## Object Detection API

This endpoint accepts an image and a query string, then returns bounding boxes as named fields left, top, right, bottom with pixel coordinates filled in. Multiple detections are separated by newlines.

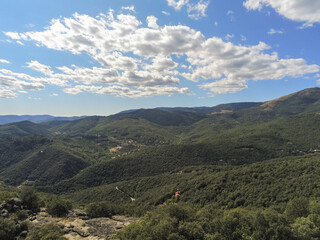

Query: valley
left=1, top=87, right=320, bottom=239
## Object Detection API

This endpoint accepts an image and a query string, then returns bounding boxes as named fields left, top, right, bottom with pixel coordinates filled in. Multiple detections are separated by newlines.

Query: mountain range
left=0, top=87, right=320, bottom=210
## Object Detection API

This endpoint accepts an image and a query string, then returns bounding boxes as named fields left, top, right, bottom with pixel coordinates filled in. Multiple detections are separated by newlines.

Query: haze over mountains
left=0, top=115, right=85, bottom=125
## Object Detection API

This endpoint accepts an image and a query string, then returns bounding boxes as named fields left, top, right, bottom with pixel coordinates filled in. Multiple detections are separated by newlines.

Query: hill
left=0, top=121, right=51, bottom=138
left=0, top=115, right=84, bottom=125
left=0, top=87, right=320, bottom=209
left=65, top=154, right=320, bottom=209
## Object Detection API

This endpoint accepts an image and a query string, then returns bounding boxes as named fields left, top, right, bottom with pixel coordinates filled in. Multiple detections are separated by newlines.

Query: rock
left=1, top=209, right=9, bottom=217
left=19, top=230, right=28, bottom=238
left=0, top=201, right=6, bottom=210
left=8, top=198, right=22, bottom=208
left=68, top=209, right=89, bottom=220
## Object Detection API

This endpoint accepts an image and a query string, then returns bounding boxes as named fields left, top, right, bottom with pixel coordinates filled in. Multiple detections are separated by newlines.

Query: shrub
left=46, top=197, right=72, bottom=217
left=86, top=202, right=123, bottom=218
left=26, top=223, right=67, bottom=240
left=19, top=187, right=39, bottom=212
left=0, top=217, right=16, bottom=240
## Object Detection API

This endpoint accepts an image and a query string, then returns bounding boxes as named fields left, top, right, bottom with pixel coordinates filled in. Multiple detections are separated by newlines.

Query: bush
left=19, top=187, right=39, bottom=212
left=86, top=202, right=123, bottom=218
left=0, top=217, right=16, bottom=240
left=26, top=223, right=67, bottom=240
left=46, top=197, right=72, bottom=217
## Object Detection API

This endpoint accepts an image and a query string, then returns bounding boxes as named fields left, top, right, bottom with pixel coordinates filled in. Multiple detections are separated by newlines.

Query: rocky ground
left=31, top=209, right=138, bottom=240
left=1, top=197, right=139, bottom=240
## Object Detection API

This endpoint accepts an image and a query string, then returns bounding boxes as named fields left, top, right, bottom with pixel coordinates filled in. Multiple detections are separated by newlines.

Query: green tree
left=285, top=197, right=310, bottom=221
left=46, top=197, right=72, bottom=217
left=0, top=217, right=16, bottom=240
left=291, top=216, right=320, bottom=240
left=20, top=187, right=39, bottom=212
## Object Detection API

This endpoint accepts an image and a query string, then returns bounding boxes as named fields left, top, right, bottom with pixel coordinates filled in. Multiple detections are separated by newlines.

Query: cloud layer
left=243, top=0, right=320, bottom=27
left=2, top=10, right=319, bottom=98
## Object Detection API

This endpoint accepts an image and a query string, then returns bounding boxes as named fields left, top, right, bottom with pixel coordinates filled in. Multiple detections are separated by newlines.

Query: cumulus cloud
left=146, top=16, right=159, bottom=29
left=0, top=69, right=46, bottom=98
left=243, top=0, right=320, bottom=27
left=187, top=0, right=209, bottom=19
left=167, top=0, right=209, bottom=19
left=27, top=60, right=53, bottom=76
left=3, top=10, right=319, bottom=97
left=0, top=59, right=10, bottom=64
left=267, top=28, right=284, bottom=35
left=0, top=89, right=17, bottom=98
left=167, top=0, right=189, bottom=10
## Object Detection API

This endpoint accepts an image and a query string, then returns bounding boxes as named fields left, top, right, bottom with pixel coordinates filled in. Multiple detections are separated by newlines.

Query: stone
left=19, top=230, right=28, bottom=238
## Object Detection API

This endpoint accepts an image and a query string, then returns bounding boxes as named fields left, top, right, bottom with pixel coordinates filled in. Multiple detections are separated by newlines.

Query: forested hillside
left=1, top=87, right=320, bottom=239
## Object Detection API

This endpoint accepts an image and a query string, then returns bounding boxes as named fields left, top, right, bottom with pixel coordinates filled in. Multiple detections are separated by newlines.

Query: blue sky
left=0, top=0, right=319, bottom=116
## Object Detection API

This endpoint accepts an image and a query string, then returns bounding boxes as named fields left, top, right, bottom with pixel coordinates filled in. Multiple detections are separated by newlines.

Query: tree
left=46, top=197, right=72, bottom=217
left=19, top=187, right=39, bottom=212
left=285, top=197, right=310, bottom=221
left=0, top=217, right=16, bottom=240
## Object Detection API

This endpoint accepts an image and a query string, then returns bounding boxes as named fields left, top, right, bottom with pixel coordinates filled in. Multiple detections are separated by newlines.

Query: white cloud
left=0, top=59, right=10, bottom=64
left=3, top=10, right=319, bottom=97
left=167, top=0, right=209, bottom=19
left=225, top=33, right=234, bottom=41
left=27, top=60, right=53, bottom=76
left=146, top=16, right=159, bottom=29
left=240, top=35, right=247, bottom=41
left=243, top=0, right=320, bottom=27
left=267, top=28, right=284, bottom=35
left=50, top=93, right=59, bottom=97
left=16, top=41, right=24, bottom=45
left=187, top=0, right=209, bottom=20
left=227, top=10, right=235, bottom=21
left=121, top=5, right=135, bottom=12
left=25, top=24, right=35, bottom=28
left=0, top=68, right=46, bottom=98
left=0, top=89, right=17, bottom=98
left=63, top=85, right=189, bottom=98
left=227, top=10, right=234, bottom=15
left=214, top=21, right=218, bottom=27
left=167, top=0, right=189, bottom=10
left=3, top=32, right=21, bottom=39
left=28, top=97, right=41, bottom=100
left=162, top=11, right=171, bottom=16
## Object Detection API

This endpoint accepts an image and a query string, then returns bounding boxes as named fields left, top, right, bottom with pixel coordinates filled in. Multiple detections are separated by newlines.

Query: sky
left=0, top=0, right=319, bottom=116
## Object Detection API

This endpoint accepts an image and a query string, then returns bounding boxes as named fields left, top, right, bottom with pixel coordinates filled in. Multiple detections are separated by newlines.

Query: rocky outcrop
left=1, top=198, right=138, bottom=239
left=0, top=197, right=23, bottom=217
left=28, top=209, right=138, bottom=240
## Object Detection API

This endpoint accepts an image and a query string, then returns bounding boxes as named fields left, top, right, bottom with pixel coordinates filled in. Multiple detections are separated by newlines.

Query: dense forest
left=1, top=87, right=320, bottom=239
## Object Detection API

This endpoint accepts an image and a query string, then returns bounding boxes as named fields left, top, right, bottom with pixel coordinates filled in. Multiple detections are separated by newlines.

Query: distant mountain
left=0, top=115, right=85, bottom=125
left=0, top=121, right=51, bottom=138
left=119, top=102, right=263, bottom=115
left=1, top=87, right=320, bottom=201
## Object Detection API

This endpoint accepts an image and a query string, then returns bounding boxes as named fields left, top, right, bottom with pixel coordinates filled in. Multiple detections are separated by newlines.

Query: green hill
left=0, top=87, right=320, bottom=209
left=66, top=154, right=320, bottom=209
left=0, top=121, right=51, bottom=138
left=1, top=145, right=90, bottom=186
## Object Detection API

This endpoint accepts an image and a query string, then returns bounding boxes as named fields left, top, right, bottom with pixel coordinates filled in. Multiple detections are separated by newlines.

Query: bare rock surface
left=28, top=209, right=138, bottom=240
